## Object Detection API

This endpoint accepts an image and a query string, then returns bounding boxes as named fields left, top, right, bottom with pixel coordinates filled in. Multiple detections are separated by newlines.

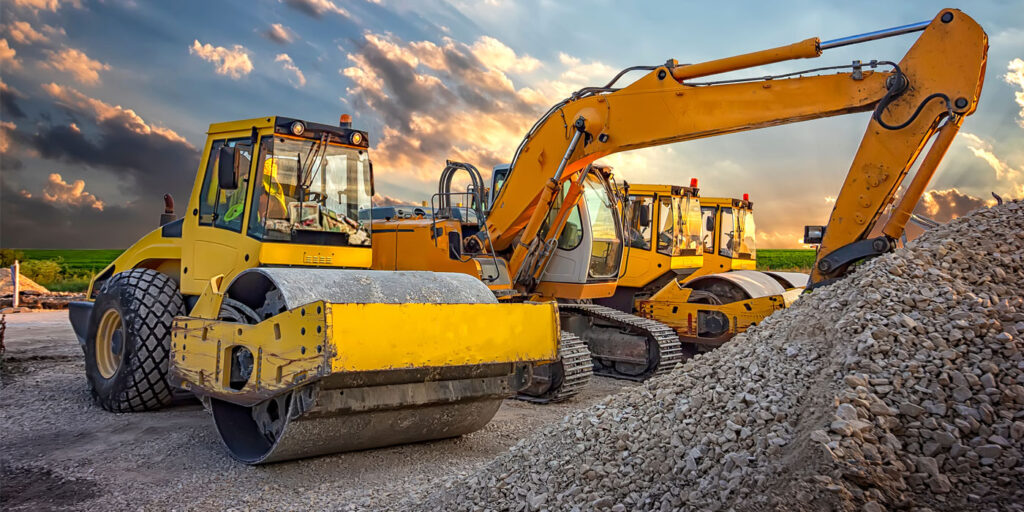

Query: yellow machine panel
left=171, top=300, right=558, bottom=400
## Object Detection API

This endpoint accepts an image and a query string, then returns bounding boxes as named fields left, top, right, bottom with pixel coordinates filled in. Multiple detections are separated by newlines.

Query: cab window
left=627, top=195, right=653, bottom=250
left=719, top=207, right=735, bottom=258
left=701, top=206, right=716, bottom=255
left=558, top=207, right=583, bottom=250
left=198, top=137, right=252, bottom=230
left=246, top=135, right=372, bottom=246
left=214, top=144, right=252, bottom=233
left=656, top=196, right=674, bottom=256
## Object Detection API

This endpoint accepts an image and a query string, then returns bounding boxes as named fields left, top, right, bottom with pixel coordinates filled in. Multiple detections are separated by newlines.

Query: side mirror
left=637, top=203, right=651, bottom=228
left=218, top=146, right=239, bottom=190
left=705, top=216, right=715, bottom=232
left=803, top=225, right=825, bottom=244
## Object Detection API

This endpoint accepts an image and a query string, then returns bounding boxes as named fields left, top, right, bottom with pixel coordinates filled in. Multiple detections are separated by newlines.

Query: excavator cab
left=535, top=168, right=625, bottom=298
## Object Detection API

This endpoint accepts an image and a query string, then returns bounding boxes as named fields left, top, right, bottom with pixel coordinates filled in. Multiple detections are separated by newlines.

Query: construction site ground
left=0, top=310, right=635, bottom=511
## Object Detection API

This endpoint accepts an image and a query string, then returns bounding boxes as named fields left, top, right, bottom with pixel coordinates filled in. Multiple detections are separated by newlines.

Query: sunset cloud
left=0, top=39, right=22, bottom=70
left=470, top=36, right=540, bottom=74
left=264, top=23, right=296, bottom=44
left=41, top=173, right=105, bottom=210
left=959, top=132, right=1022, bottom=184
left=917, top=188, right=994, bottom=223
left=43, top=82, right=191, bottom=145
left=275, top=53, right=306, bottom=87
left=43, top=47, right=111, bottom=85
left=373, top=192, right=417, bottom=206
left=189, top=40, right=253, bottom=79
left=0, top=120, right=16, bottom=153
left=6, top=21, right=48, bottom=45
left=345, top=31, right=620, bottom=183
left=1006, top=58, right=1024, bottom=128
left=281, top=0, right=348, bottom=18
left=340, top=32, right=544, bottom=183
left=27, top=84, right=199, bottom=212
left=9, top=0, right=81, bottom=13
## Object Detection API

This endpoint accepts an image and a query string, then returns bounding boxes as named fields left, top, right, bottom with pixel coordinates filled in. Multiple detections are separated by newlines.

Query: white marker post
left=11, top=261, right=19, bottom=309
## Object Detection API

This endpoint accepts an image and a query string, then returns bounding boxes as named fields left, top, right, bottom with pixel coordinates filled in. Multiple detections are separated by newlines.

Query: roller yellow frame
left=171, top=300, right=558, bottom=404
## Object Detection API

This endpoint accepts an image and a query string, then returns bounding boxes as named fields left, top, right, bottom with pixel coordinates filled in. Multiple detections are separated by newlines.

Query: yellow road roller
left=68, top=115, right=558, bottom=463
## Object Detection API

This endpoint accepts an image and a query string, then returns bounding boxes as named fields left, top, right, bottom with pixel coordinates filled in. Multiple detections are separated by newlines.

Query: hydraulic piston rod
left=820, top=20, right=930, bottom=50
left=672, top=17, right=933, bottom=83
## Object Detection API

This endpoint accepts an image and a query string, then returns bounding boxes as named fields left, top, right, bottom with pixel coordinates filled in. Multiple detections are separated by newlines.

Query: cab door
left=618, top=194, right=656, bottom=287
left=181, top=136, right=259, bottom=295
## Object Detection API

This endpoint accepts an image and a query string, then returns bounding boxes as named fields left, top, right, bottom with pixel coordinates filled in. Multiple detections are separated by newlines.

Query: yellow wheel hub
left=95, top=308, right=125, bottom=379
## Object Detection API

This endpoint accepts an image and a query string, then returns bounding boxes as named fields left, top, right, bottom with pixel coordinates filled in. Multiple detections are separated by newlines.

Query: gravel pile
left=415, top=201, right=1024, bottom=512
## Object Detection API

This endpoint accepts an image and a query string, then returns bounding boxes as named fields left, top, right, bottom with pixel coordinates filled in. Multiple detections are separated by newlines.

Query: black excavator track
left=516, top=331, right=592, bottom=403
left=559, top=303, right=685, bottom=381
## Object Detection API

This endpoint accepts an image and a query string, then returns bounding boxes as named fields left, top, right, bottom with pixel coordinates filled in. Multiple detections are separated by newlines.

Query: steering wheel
left=306, top=192, right=327, bottom=204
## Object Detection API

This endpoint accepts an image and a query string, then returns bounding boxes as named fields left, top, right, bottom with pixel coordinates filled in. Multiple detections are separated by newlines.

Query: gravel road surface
left=0, top=311, right=634, bottom=511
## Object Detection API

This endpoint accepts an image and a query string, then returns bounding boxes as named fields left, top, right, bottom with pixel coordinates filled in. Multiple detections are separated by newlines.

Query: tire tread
left=90, top=268, right=183, bottom=412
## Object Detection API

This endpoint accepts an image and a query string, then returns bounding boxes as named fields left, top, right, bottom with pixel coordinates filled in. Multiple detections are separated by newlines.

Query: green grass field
left=756, top=249, right=816, bottom=271
left=8, top=248, right=815, bottom=292
left=19, top=249, right=123, bottom=275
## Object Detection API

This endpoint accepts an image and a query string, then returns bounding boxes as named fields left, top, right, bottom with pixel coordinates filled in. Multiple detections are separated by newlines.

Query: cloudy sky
left=1, top=0, right=1022, bottom=248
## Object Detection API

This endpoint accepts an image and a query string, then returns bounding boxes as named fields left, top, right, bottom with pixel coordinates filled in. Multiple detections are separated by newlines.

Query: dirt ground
left=0, top=310, right=634, bottom=511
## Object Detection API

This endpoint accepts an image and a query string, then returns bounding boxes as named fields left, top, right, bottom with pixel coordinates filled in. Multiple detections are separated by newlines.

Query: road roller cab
left=636, top=195, right=806, bottom=348
left=69, top=115, right=559, bottom=463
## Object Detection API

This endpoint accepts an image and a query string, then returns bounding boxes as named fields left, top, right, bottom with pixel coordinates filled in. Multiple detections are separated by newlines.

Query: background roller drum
left=84, top=268, right=184, bottom=412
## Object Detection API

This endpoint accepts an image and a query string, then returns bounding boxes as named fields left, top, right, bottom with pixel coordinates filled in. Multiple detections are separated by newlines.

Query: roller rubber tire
left=85, top=268, right=184, bottom=412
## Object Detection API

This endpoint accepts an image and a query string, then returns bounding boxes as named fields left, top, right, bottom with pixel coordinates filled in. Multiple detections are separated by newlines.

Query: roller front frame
left=169, top=300, right=559, bottom=405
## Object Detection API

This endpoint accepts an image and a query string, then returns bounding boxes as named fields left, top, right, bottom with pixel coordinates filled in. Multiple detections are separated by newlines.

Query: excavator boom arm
left=486, top=9, right=987, bottom=288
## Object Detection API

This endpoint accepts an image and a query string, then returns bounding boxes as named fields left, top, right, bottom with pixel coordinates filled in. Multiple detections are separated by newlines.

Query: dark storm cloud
left=1, top=155, right=24, bottom=170
left=26, top=119, right=198, bottom=204
left=340, top=32, right=546, bottom=179
left=915, top=188, right=992, bottom=223
left=2, top=83, right=200, bottom=247
left=1, top=182, right=160, bottom=248
left=1, top=84, right=26, bottom=119
left=352, top=39, right=457, bottom=129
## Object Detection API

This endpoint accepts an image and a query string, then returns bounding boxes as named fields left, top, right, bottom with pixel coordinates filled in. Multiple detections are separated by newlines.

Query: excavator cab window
left=246, top=135, right=372, bottom=247
left=583, top=175, right=622, bottom=279
left=541, top=180, right=584, bottom=251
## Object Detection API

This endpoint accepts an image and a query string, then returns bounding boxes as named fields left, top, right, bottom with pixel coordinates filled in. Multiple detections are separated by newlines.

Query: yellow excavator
left=68, top=116, right=559, bottom=463
left=373, top=8, right=987, bottom=397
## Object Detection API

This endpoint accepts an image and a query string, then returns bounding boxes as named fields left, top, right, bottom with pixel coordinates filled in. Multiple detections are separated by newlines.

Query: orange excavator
left=372, top=9, right=988, bottom=399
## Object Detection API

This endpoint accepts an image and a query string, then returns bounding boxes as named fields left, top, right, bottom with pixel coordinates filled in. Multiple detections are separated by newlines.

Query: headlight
left=290, top=121, right=305, bottom=136
left=350, top=132, right=363, bottom=145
